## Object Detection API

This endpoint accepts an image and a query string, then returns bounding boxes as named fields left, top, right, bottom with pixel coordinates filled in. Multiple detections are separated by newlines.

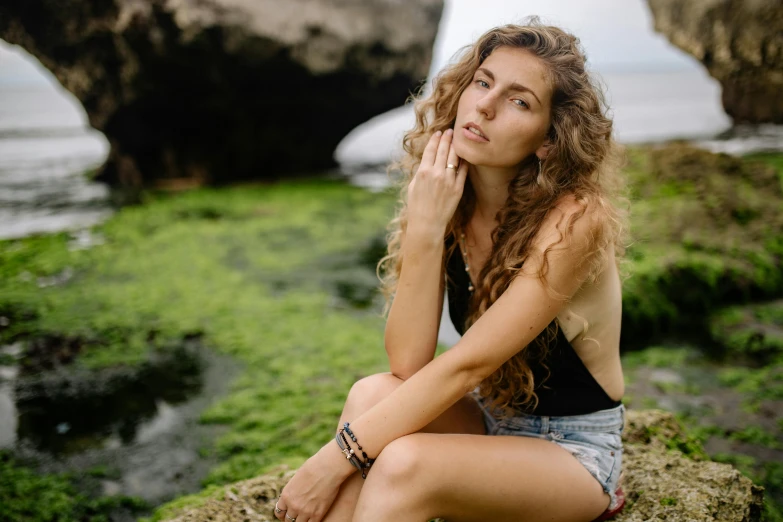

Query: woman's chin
left=452, top=143, right=479, bottom=166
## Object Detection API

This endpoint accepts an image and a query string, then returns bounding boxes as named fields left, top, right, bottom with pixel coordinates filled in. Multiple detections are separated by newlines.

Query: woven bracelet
left=334, top=431, right=364, bottom=476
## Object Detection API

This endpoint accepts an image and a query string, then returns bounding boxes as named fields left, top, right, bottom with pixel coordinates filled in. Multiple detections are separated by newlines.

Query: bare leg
left=321, top=372, right=485, bottom=522
left=353, top=432, right=612, bottom=522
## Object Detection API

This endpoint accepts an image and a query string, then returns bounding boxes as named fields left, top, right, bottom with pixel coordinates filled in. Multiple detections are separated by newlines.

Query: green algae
left=621, top=144, right=783, bottom=339
left=708, top=300, right=783, bottom=365
left=0, top=179, right=400, bottom=519
left=0, top=451, right=148, bottom=522
left=621, top=345, right=701, bottom=370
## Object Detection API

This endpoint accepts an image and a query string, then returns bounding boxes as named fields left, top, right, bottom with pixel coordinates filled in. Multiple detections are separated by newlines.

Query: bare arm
left=325, top=200, right=603, bottom=480
left=382, top=128, right=465, bottom=381
left=383, top=227, right=446, bottom=380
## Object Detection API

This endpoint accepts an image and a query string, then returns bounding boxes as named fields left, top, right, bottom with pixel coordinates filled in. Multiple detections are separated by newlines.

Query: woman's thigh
left=357, top=432, right=611, bottom=522
left=344, top=372, right=486, bottom=435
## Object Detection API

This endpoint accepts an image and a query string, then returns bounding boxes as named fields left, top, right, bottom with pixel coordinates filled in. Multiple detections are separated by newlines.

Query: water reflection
left=12, top=342, right=204, bottom=454
left=0, top=337, right=239, bottom=504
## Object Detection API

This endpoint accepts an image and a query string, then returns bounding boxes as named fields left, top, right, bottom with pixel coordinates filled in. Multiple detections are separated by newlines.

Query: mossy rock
left=622, top=143, right=783, bottom=339
left=157, top=409, right=764, bottom=522
left=708, top=299, right=783, bottom=365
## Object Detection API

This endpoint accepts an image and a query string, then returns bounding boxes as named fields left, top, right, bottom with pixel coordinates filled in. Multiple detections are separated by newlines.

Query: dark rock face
left=646, top=0, right=783, bottom=124
left=0, top=0, right=444, bottom=187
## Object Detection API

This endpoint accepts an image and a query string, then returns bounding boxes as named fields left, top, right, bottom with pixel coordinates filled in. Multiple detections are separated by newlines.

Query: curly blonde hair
left=376, top=15, right=631, bottom=419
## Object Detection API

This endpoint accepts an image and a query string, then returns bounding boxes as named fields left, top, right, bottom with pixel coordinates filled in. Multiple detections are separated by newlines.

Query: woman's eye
left=476, top=79, right=489, bottom=88
left=514, top=99, right=529, bottom=109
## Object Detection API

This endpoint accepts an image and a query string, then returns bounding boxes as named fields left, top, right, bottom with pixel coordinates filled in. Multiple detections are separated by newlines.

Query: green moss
left=84, top=465, right=121, bottom=480
left=660, top=497, right=678, bottom=506
left=648, top=379, right=701, bottom=395
left=682, top=423, right=725, bottom=444
left=663, top=432, right=710, bottom=460
left=716, top=355, right=783, bottom=404
left=621, top=345, right=700, bottom=370
left=728, top=425, right=782, bottom=450
left=0, top=179, right=399, bottom=517
left=0, top=451, right=148, bottom=522
left=641, top=415, right=711, bottom=461
left=142, top=484, right=224, bottom=522
left=621, top=145, right=783, bottom=338
left=708, top=300, right=783, bottom=364
left=640, top=396, right=660, bottom=409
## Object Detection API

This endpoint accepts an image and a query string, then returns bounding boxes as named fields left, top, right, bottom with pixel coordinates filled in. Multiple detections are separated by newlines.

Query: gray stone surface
left=646, top=0, right=783, bottom=124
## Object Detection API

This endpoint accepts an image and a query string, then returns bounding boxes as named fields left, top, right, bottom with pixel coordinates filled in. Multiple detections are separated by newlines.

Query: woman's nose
left=476, top=94, right=496, bottom=119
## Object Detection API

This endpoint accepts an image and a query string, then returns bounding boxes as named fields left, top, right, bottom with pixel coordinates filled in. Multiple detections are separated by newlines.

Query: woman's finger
left=420, top=130, right=442, bottom=167
left=434, top=128, right=453, bottom=170
left=274, top=498, right=287, bottom=520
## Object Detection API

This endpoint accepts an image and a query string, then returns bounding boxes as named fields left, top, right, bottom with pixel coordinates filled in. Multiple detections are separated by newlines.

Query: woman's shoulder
left=536, top=192, right=605, bottom=248
left=552, top=191, right=602, bottom=221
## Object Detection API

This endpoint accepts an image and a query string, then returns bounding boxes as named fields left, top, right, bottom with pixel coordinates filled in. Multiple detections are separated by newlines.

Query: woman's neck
left=467, top=164, right=517, bottom=226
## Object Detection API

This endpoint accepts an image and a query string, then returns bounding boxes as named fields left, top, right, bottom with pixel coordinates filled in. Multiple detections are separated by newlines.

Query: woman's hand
left=273, top=441, right=354, bottom=522
left=407, top=128, right=470, bottom=237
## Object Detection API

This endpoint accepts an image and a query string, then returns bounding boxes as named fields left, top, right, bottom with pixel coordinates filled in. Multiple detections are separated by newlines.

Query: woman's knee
left=370, top=434, right=426, bottom=484
left=344, top=372, right=403, bottom=413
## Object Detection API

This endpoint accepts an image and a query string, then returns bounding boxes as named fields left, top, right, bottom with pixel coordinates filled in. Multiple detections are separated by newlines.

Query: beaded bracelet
left=343, top=422, right=376, bottom=472
left=338, top=429, right=362, bottom=469
left=334, top=431, right=364, bottom=475
left=338, top=428, right=371, bottom=479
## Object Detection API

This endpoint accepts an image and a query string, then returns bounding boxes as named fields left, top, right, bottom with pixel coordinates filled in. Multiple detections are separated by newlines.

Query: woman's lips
left=462, top=127, right=489, bottom=143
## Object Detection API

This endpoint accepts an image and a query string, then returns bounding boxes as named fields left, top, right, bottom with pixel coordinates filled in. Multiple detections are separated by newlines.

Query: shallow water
left=0, top=338, right=240, bottom=505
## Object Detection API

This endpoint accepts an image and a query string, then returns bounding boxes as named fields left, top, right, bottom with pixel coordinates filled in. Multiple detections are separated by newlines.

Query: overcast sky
left=430, top=0, right=697, bottom=75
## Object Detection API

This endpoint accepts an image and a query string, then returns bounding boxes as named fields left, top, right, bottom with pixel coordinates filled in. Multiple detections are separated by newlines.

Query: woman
left=274, top=15, right=630, bottom=522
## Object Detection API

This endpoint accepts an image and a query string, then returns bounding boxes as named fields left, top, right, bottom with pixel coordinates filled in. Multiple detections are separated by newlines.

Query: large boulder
left=156, top=409, right=764, bottom=522
left=0, top=0, right=443, bottom=187
left=621, top=143, right=783, bottom=342
left=646, top=0, right=783, bottom=124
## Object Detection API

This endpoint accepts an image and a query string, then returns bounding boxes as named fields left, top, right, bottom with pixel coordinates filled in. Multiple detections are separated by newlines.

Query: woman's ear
left=536, top=139, right=553, bottom=160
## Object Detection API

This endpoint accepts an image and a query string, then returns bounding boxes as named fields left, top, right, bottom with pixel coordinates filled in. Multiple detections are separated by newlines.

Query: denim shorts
left=470, top=390, right=626, bottom=512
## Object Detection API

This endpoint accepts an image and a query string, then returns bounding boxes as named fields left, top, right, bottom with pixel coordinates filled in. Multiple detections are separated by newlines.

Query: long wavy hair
left=376, top=16, right=631, bottom=419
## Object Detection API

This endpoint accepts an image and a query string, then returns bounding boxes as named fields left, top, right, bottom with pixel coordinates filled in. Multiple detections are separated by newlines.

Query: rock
left=0, top=0, right=444, bottom=187
left=621, top=143, right=783, bottom=341
left=158, top=409, right=764, bottom=522
left=158, top=464, right=297, bottom=522
left=708, top=299, right=783, bottom=365
left=618, top=410, right=765, bottom=521
left=645, top=0, right=783, bottom=124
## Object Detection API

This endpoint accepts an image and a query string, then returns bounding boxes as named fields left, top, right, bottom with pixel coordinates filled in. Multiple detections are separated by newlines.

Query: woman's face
left=453, top=46, right=554, bottom=168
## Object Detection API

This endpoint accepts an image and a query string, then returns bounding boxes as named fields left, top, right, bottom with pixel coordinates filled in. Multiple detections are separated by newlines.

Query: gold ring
left=446, top=163, right=456, bottom=170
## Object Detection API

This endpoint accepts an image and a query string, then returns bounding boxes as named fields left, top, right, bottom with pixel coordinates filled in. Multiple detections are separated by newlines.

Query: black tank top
left=444, top=235, right=622, bottom=417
